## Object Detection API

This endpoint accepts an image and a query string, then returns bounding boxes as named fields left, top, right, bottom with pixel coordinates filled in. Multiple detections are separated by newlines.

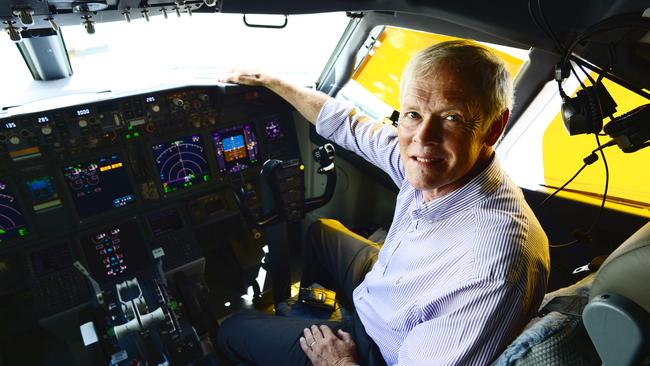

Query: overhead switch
left=13, top=8, right=34, bottom=26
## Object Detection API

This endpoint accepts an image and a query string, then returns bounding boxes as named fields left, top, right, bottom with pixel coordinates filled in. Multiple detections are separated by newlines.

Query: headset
left=556, top=13, right=650, bottom=152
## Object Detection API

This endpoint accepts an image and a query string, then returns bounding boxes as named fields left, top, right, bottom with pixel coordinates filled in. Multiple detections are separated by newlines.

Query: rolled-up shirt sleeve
left=316, top=98, right=404, bottom=187
left=397, top=280, right=524, bottom=366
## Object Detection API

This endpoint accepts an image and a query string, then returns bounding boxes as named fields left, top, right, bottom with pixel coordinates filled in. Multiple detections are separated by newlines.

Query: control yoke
left=231, top=143, right=337, bottom=309
left=233, top=143, right=337, bottom=228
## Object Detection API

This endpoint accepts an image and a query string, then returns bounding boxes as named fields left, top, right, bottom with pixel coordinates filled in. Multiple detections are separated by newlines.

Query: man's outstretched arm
left=218, top=69, right=330, bottom=125
left=220, top=69, right=404, bottom=186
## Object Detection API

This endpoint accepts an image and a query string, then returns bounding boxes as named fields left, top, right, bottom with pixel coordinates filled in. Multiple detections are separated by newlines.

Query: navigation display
left=0, top=180, right=29, bottom=242
left=151, top=135, right=211, bottom=193
left=82, top=220, right=149, bottom=283
left=212, top=124, right=259, bottom=175
left=63, top=154, right=136, bottom=219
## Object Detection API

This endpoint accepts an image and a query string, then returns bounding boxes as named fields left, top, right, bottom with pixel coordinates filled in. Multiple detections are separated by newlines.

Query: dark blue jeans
left=217, top=219, right=385, bottom=366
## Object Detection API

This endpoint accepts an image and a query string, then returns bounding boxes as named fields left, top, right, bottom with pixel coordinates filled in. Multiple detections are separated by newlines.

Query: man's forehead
left=401, top=74, right=477, bottom=106
left=400, top=59, right=487, bottom=110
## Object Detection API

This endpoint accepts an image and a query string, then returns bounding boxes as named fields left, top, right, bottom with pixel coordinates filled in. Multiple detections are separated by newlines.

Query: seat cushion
left=491, top=274, right=600, bottom=365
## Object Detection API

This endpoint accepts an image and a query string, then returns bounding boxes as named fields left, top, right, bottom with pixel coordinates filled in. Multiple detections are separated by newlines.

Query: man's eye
left=405, top=112, right=421, bottom=119
left=443, top=114, right=462, bottom=122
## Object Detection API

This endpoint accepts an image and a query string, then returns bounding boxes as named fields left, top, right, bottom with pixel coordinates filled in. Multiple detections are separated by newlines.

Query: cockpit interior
left=0, top=0, right=649, bottom=365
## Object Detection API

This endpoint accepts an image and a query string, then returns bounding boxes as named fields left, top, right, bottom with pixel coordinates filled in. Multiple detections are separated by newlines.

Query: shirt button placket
left=408, top=220, right=417, bottom=233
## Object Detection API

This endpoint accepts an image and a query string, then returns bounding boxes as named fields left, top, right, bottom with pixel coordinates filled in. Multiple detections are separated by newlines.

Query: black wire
left=589, top=134, right=610, bottom=233
left=560, top=17, right=650, bottom=75
left=549, top=239, right=579, bottom=248
left=536, top=0, right=564, bottom=51
left=537, top=162, right=589, bottom=209
left=546, top=137, right=613, bottom=249
left=596, top=45, right=615, bottom=85
left=557, top=80, right=568, bottom=99
left=527, top=0, right=564, bottom=52
left=527, top=1, right=547, bottom=37
left=537, top=141, right=613, bottom=209
left=576, top=63, right=596, bottom=85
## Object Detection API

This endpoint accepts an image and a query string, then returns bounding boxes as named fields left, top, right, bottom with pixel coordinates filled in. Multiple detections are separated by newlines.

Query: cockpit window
left=0, top=38, right=34, bottom=101
left=339, top=26, right=529, bottom=119
left=0, top=12, right=349, bottom=108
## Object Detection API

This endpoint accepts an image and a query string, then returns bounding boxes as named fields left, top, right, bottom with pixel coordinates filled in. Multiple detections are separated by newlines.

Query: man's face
left=398, top=63, right=500, bottom=200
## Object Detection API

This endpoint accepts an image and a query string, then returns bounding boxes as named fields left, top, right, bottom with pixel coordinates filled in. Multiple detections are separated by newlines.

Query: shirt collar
left=410, top=156, right=503, bottom=222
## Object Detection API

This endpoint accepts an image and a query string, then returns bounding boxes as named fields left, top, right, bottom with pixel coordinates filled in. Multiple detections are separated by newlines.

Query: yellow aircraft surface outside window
left=351, top=27, right=526, bottom=111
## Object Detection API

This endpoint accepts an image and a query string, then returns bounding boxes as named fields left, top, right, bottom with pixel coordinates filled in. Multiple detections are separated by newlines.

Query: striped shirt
left=316, top=99, right=550, bottom=366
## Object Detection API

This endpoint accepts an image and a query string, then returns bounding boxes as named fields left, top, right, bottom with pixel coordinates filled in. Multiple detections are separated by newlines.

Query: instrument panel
left=0, top=84, right=300, bottom=318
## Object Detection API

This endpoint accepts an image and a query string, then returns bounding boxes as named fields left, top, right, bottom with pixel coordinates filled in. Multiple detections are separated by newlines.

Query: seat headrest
left=590, top=221, right=650, bottom=313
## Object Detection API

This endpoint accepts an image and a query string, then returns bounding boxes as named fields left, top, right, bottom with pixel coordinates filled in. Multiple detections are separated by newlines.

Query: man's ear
left=484, top=109, right=509, bottom=146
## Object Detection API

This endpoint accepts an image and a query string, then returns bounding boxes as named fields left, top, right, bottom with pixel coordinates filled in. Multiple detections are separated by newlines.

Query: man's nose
left=413, top=117, right=442, bottom=144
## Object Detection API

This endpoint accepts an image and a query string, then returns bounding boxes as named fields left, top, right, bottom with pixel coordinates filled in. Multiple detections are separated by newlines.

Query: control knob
left=41, top=126, right=53, bottom=135
left=171, top=97, right=184, bottom=108
left=78, top=119, right=88, bottom=128
left=9, top=136, right=20, bottom=145
left=191, top=116, right=201, bottom=128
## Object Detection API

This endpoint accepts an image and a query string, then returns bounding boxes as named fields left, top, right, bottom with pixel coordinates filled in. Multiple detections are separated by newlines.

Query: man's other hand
left=217, top=68, right=271, bottom=86
left=217, top=67, right=328, bottom=125
left=300, top=325, right=358, bottom=366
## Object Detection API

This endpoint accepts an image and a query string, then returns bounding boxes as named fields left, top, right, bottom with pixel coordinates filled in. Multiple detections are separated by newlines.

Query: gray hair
left=399, top=40, right=514, bottom=128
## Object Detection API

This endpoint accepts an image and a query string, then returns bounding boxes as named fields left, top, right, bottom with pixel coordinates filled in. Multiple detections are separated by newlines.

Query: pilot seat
left=493, top=221, right=650, bottom=365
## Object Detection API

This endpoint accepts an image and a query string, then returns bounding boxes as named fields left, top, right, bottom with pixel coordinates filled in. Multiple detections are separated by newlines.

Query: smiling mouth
left=412, top=156, right=444, bottom=164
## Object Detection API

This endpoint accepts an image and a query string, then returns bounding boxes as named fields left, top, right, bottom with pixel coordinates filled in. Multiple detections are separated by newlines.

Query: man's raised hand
left=217, top=68, right=270, bottom=86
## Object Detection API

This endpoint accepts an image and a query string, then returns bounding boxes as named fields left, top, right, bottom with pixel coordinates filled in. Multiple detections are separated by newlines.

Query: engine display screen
left=146, top=207, right=184, bottom=237
left=82, top=220, right=149, bottom=283
left=0, top=180, right=29, bottom=242
left=151, top=135, right=211, bottom=194
left=63, top=154, right=136, bottom=219
left=212, top=124, right=259, bottom=175
left=30, top=243, right=73, bottom=278
left=25, top=175, right=62, bottom=212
